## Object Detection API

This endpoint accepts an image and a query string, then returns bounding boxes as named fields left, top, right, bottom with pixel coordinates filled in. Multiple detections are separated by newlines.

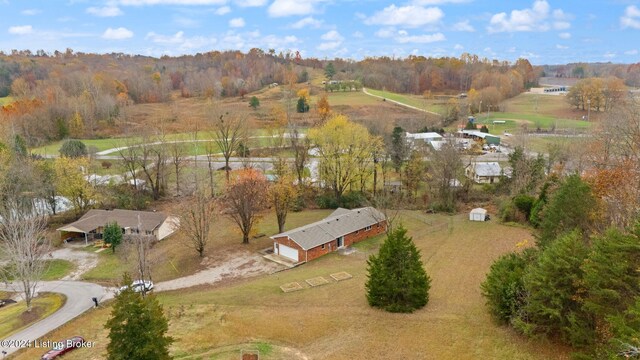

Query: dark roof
left=270, top=207, right=385, bottom=250
left=57, top=209, right=168, bottom=234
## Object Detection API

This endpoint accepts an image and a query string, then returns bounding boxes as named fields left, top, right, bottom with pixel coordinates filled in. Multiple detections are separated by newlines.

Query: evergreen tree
left=103, top=222, right=123, bottom=253
left=538, top=174, right=597, bottom=247
left=59, top=139, right=88, bottom=158
left=366, top=225, right=431, bottom=313
left=296, top=96, right=309, bottom=113
left=480, top=125, right=489, bottom=133
left=464, top=120, right=476, bottom=130
left=515, top=231, right=590, bottom=346
left=249, top=96, right=260, bottom=110
left=481, top=249, right=537, bottom=324
left=390, top=126, right=407, bottom=172
left=106, top=274, right=173, bottom=360
left=324, top=62, right=336, bottom=79
left=12, top=134, right=27, bottom=157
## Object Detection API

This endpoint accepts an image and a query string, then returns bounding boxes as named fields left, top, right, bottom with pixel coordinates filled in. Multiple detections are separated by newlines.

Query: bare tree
left=0, top=204, right=50, bottom=311
left=212, top=112, right=246, bottom=182
left=222, top=169, right=269, bottom=244
left=121, top=216, right=156, bottom=291
left=269, top=175, right=298, bottom=233
left=428, top=141, right=463, bottom=212
left=370, top=191, right=399, bottom=235
left=117, top=139, right=141, bottom=192
left=137, top=134, right=169, bottom=200
left=289, top=126, right=311, bottom=186
left=179, top=191, right=215, bottom=257
left=168, top=141, right=187, bottom=196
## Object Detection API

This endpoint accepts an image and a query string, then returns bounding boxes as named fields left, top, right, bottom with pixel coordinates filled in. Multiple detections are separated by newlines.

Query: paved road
left=0, top=281, right=109, bottom=356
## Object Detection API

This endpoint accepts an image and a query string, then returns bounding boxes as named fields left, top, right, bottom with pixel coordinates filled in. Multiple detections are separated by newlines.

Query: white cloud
left=215, top=6, right=231, bottom=15
left=625, top=49, right=638, bottom=55
left=375, top=27, right=396, bottom=38
left=453, top=43, right=463, bottom=50
left=604, top=52, right=616, bottom=59
left=21, top=9, right=41, bottom=16
left=118, top=0, right=226, bottom=5
left=317, top=30, right=343, bottom=50
left=146, top=31, right=216, bottom=51
left=268, top=0, right=325, bottom=17
left=87, top=6, right=123, bottom=17
left=102, top=27, right=134, bottom=39
left=8, top=25, right=33, bottom=35
left=352, top=31, right=364, bottom=38
left=488, top=0, right=571, bottom=33
left=290, top=16, right=323, bottom=29
left=396, top=32, right=445, bottom=43
left=556, top=44, right=568, bottom=49
left=229, top=17, right=245, bottom=28
left=559, top=32, right=571, bottom=39
left=452, top=20, right=474, bottom=32
left=321, top=30, right=343, bottom=41
left=621, top=5, right=640, bottom=29
left=365, top=5, right=444, bottom=27
left=234, top=0, right=267, bottom=7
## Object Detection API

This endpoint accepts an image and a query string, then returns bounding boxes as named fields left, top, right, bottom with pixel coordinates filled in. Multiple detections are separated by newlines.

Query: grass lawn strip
left=0, top=292, right=66, bottom=340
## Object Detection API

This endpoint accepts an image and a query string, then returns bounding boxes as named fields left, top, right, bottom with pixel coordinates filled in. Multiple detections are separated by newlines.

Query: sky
left=0, top=0, right=639, bottom=64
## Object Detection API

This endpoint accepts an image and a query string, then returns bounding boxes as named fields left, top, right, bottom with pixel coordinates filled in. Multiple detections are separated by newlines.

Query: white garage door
left=278, top=244, right=298, bottom=262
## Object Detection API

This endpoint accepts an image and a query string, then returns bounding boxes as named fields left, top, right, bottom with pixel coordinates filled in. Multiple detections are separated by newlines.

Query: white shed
left=469, top=208, right=487, bottom=221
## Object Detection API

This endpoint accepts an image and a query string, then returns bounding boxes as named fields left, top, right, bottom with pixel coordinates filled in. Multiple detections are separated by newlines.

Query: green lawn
left=0, top=292, right=66, bottom=340
left=14, top=211, right=570, bottom=360
left=42, top=259, right=75, bottom=281
left=365, top=88, right=446, bottom=114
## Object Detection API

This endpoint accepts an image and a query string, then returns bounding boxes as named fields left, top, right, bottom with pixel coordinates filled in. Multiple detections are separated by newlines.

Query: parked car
left=40, top=336, right=85, bottom=360
left=117, top=280, right=154, bottom=294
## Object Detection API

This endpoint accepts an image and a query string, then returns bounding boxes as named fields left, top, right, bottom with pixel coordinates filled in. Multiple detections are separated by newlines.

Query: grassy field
left=365, top=88, right=446, bottom=114
left=13, top=211, right=570, bottom=360
left=42, top=259, right=75, bottom=281
left=0, top=292, right=66, bottom=340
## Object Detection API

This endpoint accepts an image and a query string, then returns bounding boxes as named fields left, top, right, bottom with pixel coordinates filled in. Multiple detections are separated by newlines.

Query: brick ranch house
left=57, top=209, right=179, bottom=244
left=271, top=207, right=387, bottom=263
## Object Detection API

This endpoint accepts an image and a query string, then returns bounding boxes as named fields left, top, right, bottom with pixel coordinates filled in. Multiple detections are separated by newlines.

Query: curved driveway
left=0, top=281, right=109, bottom=356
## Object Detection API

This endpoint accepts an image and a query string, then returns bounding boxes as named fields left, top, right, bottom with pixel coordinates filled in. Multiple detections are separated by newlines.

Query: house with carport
left=57, top=209, right=179, bottom=244
left=270, top=207, right=386, bottom=263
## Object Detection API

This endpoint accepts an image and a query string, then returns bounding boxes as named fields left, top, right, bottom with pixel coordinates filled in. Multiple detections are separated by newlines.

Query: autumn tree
left=309, top=114, right=377, bottom=201
left=316, top=93, right=331, bottom=122
left=179, top=191, right=215, bottom=257
left=106, top=274, right=173, bottom=360
left=404, top=150, right=426, bottom=199
left=270, top=175, right=298, bottom=233
left=54, top=156, right=96, bottom=216
left=222, top=169, right=269, bottom=244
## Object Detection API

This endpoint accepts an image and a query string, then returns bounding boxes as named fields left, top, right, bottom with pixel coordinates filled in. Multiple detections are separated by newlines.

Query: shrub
left=59, top=139, right=87, bottom=158
left=513, top=194, right=535, bottom=219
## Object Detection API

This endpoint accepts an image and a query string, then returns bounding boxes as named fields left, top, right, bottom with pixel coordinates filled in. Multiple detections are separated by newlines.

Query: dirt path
left=362, top=87, right=441, bottom=116
left=156, top=250, right=283, bottom=292
left=49, top=247, right=99, bottom=281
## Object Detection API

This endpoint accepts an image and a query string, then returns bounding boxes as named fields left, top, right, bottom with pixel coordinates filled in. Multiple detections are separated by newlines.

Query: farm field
left=12, top=212, right=570, bottom=360
left=365, top=87, right=447, bottom=114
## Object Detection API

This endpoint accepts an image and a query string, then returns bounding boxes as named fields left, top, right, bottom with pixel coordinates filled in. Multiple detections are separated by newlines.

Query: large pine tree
left=366, top=225, right=431, bottom=313
left=105, top=274, right=173, bottom=360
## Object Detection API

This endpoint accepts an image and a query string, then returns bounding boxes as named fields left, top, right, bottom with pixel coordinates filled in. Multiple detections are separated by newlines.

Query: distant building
left=406, top=132, right=444, bottom=149
left=465, top=162, right=502, bottom=184
left=459, top=130, right=501, bottom=145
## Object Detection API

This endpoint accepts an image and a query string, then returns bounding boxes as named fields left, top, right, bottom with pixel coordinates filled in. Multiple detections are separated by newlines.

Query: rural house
left=57, top=209, right=179, bottom=244
left=465, top=162, right=503, bottom=184
left=271, top=207, right=386, bottom=263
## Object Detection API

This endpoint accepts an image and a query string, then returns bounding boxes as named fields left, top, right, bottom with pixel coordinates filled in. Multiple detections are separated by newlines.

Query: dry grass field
left=13, top=211, right=570, bottom=360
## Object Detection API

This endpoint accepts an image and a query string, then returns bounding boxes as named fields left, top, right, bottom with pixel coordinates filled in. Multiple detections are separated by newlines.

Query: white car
left=118, top=280, right=154, bottom=294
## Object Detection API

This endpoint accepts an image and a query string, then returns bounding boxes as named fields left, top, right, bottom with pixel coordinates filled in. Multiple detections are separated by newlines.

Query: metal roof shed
left=469, top=208, right=488, bottom=221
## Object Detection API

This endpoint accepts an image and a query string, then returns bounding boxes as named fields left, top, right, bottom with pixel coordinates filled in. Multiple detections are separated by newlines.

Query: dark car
left=40, top=336, right=85, bottom=360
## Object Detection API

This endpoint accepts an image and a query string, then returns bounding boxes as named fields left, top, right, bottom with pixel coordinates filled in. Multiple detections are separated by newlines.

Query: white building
left=465, top=162, right=502, bottom=184
left=406, top=132, right=443, bottom=150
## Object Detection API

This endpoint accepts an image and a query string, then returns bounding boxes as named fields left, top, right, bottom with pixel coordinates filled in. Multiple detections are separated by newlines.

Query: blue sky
left=0, top=0, right=639, bottom=64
